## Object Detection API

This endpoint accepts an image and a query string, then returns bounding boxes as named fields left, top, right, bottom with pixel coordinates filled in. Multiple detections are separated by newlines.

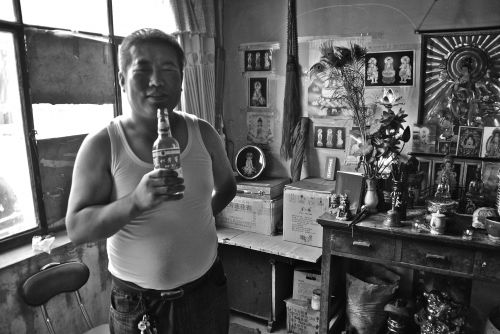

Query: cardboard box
left=285, top=298, right=320, bottom=334
left=293, top=267, right=322, bottom=302
left=216, top=196, right=283, bottom=235
left=283, top=178, right=335, bottom=247
left=236, top=177, right=290, bottom=199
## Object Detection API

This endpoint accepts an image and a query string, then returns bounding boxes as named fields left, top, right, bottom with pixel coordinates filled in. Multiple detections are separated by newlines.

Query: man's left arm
left=199, top=120, right=236, bottom=216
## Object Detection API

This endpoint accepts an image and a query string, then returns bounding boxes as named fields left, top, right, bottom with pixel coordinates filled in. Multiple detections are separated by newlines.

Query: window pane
left=112, top=0, right=177, bottom=36
left=20, top=0, right=108, bottom=34
left=0, top=0, right=16, bottom=22
left=25, top=29, right=115, bottom=139
left=0, top=32, right=37, bottom=240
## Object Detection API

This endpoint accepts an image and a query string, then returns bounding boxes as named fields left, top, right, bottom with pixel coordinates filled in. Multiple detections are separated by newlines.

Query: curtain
left=170, top=0, right=217, bottom=126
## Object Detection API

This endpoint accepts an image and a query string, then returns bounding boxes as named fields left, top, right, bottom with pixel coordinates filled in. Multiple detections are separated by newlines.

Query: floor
left=229, top=311, right=288, bottom=334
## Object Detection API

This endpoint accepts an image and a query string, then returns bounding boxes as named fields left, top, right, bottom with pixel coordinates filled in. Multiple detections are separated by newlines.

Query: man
left=66, top=28, right=236, bottom=334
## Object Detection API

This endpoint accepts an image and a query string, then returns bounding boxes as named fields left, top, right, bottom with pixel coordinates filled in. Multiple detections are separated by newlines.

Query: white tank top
left=106, top=112, right=217, bottom=290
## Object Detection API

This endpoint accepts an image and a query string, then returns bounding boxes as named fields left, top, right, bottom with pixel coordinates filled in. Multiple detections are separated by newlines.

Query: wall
left=222, top=0, right=500, bottom=178
left=222, top=0, right=500, bottom=324
left=0, top=240, right=110, bottom=334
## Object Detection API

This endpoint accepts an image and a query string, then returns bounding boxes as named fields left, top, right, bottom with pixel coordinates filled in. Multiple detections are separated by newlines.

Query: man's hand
left=132, top=169, right=185, bottom=212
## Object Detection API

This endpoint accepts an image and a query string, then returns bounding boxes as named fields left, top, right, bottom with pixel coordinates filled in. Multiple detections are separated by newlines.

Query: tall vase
left=364, top=178, right=379, bottom=213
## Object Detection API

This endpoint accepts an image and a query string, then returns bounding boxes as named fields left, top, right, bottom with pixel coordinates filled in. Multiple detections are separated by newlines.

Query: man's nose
left=149, top=68, right=164, bottom=87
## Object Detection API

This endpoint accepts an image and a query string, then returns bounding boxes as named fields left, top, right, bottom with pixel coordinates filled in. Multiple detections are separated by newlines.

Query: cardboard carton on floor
left=283, top=178, right=336, bottom=247
left=293, top=267, right=322, bottom=302
left=285, top=298, right=320, bottom=334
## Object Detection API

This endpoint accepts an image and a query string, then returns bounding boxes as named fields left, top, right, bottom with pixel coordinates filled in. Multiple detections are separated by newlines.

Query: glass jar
left=311, top=289, right=321, bottom=311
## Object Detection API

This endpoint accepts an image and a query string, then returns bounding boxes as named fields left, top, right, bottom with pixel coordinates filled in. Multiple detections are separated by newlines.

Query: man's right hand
left=132, top=169, right=185, bottom=212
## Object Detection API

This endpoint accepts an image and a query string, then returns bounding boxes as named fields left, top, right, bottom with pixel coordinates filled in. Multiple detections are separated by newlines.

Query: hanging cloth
left=280, top=0, right=302, bottom=161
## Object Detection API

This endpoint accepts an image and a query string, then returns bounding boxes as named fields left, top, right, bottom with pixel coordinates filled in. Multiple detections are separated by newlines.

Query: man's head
left=119, top=28, right=185, bottom=73
left=118, top=28, right=186, bottom=115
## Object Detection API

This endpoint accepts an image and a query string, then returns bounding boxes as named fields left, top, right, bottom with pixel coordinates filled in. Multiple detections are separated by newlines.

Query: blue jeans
left=109, top=258, right=229, bottom=334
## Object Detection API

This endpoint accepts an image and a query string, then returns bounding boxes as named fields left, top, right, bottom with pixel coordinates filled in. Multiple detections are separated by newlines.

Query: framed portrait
left=433, top=160, right=463, bottom=188
left=313, top=126, right=346, bottom=150
left=437, top=141, right=454, bottom=155
left=364, top=50, right=414, bottom=87
left=323, top=156, right=337, bottom=180
left=244, top=49, right=272, bottom=72
left=481, top=126, right=500, bottom=158
left=418, top=29, right=500, bottom=125
left=234, top=145, right=266, bottom=180
left=248, top=77, right=268, bottom=108
left=246, top=111, right=274, bottom=147
left=462, top=162, right=482, bottom=190
left=482, top=162, right=500, bottom=201
left=412, top=123, right=437, bottom=153
left=457, top=126, right=483, bottom=157
left=418, top=158, right=432, bottom=192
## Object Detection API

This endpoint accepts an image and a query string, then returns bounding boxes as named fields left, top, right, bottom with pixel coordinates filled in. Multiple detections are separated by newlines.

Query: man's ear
left=118, top=72, right=125, bottom=91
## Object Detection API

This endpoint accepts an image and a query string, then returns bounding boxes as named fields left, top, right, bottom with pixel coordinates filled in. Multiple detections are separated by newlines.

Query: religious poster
left=244, top=49, right=272, bottom=72
left=248, top=77, right=268, bottom=108
left=247, top=111, right=274, bottom=147
left=457, top=126, right=483, bottom=157
left=481, top=126, right=500, bottom=158
left=412, top=123, right=437, bottom=154
left=313, top=126, right=346, bottom=150
left=365, top=50, right=414, bottom=87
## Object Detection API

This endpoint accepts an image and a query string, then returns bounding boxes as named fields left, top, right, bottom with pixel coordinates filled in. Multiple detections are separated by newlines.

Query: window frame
left=0, top=0, right=128, bottom=250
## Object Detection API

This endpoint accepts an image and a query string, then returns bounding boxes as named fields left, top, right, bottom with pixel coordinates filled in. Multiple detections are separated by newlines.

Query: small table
left=317, top=210, right=500, bottom=333
left=217, top=227, right=322, bottom=332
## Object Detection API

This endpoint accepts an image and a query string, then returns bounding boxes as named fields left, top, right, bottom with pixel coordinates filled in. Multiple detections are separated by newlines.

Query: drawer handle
left=426, top=253, right=447, bottom=261
left=352, top=240, right=371, bottom=248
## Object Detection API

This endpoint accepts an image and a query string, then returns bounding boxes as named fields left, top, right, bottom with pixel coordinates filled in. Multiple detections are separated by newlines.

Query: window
left=0, top=0, right=177, bottom=248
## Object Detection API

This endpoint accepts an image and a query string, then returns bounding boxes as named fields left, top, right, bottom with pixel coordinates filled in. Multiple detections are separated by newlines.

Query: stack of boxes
left=216, top=177, right=290, bottom=235
left=285, top=267, right=322, bottom=334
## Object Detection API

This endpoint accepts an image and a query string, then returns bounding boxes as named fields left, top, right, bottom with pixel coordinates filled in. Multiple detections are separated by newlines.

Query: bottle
left=152, top=108, right=182, bottom=177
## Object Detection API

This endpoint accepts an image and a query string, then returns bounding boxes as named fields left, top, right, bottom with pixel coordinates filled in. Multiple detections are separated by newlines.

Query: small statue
left=336, top=194, right=352, bottom=221
left=414, top=290, right=466, bottom=334
left=328, top=194, right=340, bottom=215
left=435, top=173, right=451, bottom=200
left=435, top=155, right=457, bottom=195
left=467, top=166, right=484, bottom=198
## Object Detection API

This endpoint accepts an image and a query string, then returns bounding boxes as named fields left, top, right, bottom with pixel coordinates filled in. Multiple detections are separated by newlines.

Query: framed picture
left=323, top=156, right=337, bottom=180
left=437, top=141, right=454, bottom=155
left=418, top=158, right=432, bottom=192
left=248, top=77, right=268, bottom=108
left=234, top=145, right=266, bottom=180
left=313, top=126, right=346, bottom=149
left=246, top=111, right=274, bottom=147
left=482, top=162, right=500, bottom=202
left=364, top=50, right=414, bottom=87
left=462, top=162, right=482, bottom=190
left=418, top=29, right=500, bottom=125
left=481, top=126, right=500, bottom=158
left=345, top=126, right=366, bottom=164
left=244, top=50, right=272, bottom=72
left=433, top=160, right=463, bottom=188
left=412, top=123, right=437, bottom=153
left=457, top=126, right=483, bottom=157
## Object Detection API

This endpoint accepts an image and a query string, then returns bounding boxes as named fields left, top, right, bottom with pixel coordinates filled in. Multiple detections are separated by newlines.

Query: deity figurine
left=435, top=155, right=457, bottom=195
left=414, top=290, right=466, bottom=334
left=435, top=173, right=451, bottom=200
left=336, top=194, right=352, bottom=221
left=328, top=193, right=340, bottom=215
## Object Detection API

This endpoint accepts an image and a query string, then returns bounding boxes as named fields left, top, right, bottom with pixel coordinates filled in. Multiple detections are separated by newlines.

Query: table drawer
left=401, top=240, right=474, bottom=274
left=475, top=250, right=500, bottom=281
left=330, top=230, right=396, bottom=261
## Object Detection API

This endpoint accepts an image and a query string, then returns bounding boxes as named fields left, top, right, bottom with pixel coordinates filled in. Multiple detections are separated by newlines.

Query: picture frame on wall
left=244, top=49, right=272, bottom=72
left=418, top=158, right=432, bottom=194
left=313, top=126, right=346, bottom=150
left=418, top=29, right=500, bottom=125
left=411, top=124, right=437, bottom=154
left=433, top=160, right=463, bottom=189
left=248, top=77, right=268, bottom=108
left=481, top=127, right=500, bottom=158
left=457, top=126, right=483, bottom=157
left=482, top=161, right=500, bottom=202
left=364, top=50, right=414, bottom=87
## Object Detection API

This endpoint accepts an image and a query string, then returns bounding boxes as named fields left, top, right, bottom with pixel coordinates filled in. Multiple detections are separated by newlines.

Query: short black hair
left=119, top=28, right=186, bottom=73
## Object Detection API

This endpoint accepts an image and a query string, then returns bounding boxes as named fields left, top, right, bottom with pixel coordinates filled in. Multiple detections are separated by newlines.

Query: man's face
left=119, top=42, right=182, bottom=118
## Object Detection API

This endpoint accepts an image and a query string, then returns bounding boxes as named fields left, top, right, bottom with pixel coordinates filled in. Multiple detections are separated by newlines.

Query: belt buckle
left=160, top=288, right=184, bottom=300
